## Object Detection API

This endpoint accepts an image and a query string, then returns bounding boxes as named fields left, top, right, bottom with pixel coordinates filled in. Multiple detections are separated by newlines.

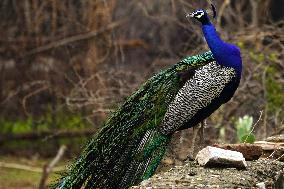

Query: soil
left=132, top=159, right=284, bottom=189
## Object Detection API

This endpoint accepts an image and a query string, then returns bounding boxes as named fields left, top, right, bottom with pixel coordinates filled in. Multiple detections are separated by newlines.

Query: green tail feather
left=56, top=51, right=214, bottom=189
left=118, top=130, right=170, bottom=188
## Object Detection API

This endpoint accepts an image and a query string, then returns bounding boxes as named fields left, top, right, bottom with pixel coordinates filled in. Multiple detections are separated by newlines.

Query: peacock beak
left=186, top=12, right=195, bottom=18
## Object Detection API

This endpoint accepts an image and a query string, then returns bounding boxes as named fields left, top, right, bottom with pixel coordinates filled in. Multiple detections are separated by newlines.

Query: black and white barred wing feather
left=160, top=61, right=236, bottom=135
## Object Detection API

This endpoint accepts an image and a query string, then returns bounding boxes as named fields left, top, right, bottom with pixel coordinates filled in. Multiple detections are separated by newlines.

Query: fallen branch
left=0, top=129, right=97, bottom=143
left=0, top=161, right=65, bottom=173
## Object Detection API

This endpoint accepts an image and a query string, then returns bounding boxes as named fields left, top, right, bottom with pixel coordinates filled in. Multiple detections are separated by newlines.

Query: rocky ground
left=132, top=159, right=284, bottom=189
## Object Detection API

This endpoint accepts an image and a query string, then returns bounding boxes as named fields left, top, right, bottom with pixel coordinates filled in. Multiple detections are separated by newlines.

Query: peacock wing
left=160, top=61, right=237, bottom=135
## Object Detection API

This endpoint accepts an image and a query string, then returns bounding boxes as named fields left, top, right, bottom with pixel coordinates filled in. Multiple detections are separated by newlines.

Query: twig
left=0, top=129, right=97, bottom=143
left=38, top=145, right=67, bottom=189
left=22, top=20, right=125, bottom=57
left=1, top=80, right=49, bottom=105
left=22, top=85, right=50, bottom=116
left=244, top=110, right=263, bottom=143
left=266, top=148, right=278, bottom=159
left=23, top=1, right=32, bottom=34
left=0, top=162, right=42, bottom=173
left=262, top=67, right=269, bottom=138
left=0, top=161, right=65, bottom=173
left=275, top=152, right=284, bottom=161
left=216, top=0, right=230, bottom=30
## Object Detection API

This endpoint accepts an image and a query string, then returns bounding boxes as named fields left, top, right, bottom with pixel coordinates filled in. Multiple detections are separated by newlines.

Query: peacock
left=56, top=4, right=242, bottom=189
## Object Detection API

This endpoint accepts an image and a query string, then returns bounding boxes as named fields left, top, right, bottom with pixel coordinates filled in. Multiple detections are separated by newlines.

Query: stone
left=213, top=143, right=262, bottom=160
left=256, top=182, right=266, bottom=189
left=195, top=146, right=247, bottom=169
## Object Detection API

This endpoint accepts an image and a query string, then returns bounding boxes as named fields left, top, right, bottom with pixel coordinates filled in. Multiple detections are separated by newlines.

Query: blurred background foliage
left=0, top=0, right=283, bottom=163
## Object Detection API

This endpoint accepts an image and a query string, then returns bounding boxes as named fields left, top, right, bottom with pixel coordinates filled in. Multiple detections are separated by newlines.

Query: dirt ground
left=132, top=159, right=284, bottom=189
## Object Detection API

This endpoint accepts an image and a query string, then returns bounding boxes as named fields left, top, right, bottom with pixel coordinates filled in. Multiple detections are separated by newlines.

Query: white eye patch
left=194, top=11, right=205, bottom=18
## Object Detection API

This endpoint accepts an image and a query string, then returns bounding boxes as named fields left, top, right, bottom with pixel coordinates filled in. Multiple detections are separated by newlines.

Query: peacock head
left=189, top=9, right=210, bottom=24
left=187, top=4, right=216, bottom=25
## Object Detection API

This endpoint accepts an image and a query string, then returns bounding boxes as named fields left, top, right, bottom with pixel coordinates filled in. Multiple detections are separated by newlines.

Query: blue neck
left=202, top=23, right=242, bottom=77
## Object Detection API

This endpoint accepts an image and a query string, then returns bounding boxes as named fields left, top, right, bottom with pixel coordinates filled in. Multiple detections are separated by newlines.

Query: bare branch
left=38, top=145, right=66, bottom=189
left=22, top=20, right=125, bottom=57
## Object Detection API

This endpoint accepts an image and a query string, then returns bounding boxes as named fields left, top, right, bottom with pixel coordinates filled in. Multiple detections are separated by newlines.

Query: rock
left=213, top=143, right=263, bottom=160
left=131, top=159, right=284, bottom=188
left=266, top=134, right=284, bottom=142
left=254, top=141, right=284, bottom=151
left=195, top=146, right=247, bottom=169
left=254, top=139, right=284, bottom=161
left=256, top=182, right=266, bottom=189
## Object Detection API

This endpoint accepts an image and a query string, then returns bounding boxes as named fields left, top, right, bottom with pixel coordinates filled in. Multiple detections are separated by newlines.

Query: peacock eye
left=195, top=11, right=204, bottom=18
